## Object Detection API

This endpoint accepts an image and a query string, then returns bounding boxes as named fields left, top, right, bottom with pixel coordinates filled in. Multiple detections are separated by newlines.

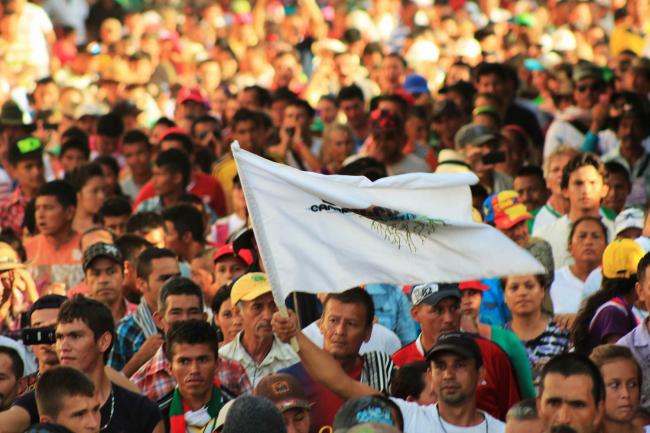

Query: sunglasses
left=576, top=82, right=604, bottom=93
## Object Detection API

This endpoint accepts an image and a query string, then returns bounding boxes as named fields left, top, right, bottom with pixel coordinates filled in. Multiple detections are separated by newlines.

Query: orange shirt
left=25, top=232, right=83, bottom=294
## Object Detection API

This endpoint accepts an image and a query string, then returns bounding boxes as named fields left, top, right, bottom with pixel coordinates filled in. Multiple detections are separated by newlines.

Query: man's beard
left=550, top=425, right=578, bottom=433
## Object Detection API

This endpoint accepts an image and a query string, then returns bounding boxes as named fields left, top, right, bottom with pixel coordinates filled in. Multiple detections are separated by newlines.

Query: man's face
left=564, top=166, right=608, bottom=214
left=30, top=307, right=60, bottom=368
left=170, top=343, right=217, bottom=401
left=152, top=165, right=180, bottom=197
left=574, top=78, right=604, bottom=110
left=432, top=114, right=464, bottom=147
left=601, top=359, right=640, bottom=424
left=237, top=292, right=277, bottom=340
left=142, top=257, right=180, bottom=307
left=319, top=299, right=371, bottom=360
left=411, top=297, right=461, bottom=343
left=13, top=156, right=45, bottom=192
left=55, top=319, right=108, bottom=372
left=34, top=83, right=60, bottom=110
left=339, top=98, right=365, bottom=127
left=538, top=373, right=603, bottom=433
left=0, top=352, right=19, bottom=410
left=85, top=258, right=124, bottom=307
left=283, top=105, right=310, bottom=131
left=463, top=141, right=495, bottom=178
left=47, top=394, right=101, bottom=433
left=514, top=175, right=548, bottom=211
left=430, top=353, right=481, bottom=406
left=636, top=271, right=650, bottom=318
left=160, top=294, right=204, bottom=334
left=283, top=408, right=311, bottom=433
left=213, top=256, right=247, bottom=290
left=123, top=142, right=150, bottom=176
left=380, top=56, right=404, bottom=87
left=460, top=290, right=483, bottom=317
left=501, top=220, right=530, bottom=247
left=603, top=171, right=630, bottom=214
left=35, top=195, right=74, bottom=236
left=103, top=215, right=129, bottom=237
left=163, top=221, right=184, bottom=257
left=232, top=120, right=257, bottom=153
left=476, top=74, right=506, bottom=102
left=60, top=149, right=88, bottom=174
left=238, top=90, right=259, bottom=111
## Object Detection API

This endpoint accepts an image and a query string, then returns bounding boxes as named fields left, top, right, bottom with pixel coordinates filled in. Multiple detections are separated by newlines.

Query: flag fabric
left=232, top=143, right=544, bottom=304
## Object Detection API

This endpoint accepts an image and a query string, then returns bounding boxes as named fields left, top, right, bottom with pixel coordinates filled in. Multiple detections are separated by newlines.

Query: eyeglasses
left=576, top=82, right=604, bottom=93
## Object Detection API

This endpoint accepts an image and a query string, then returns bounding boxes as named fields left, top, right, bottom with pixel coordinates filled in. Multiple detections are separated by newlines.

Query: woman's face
left=99, top=164, right=118, bottom=196
left=504, top=274, right=545, bottom=317
left=569, top=219, right=607, bottom=266
left=601, top=358, right=640, bottom=424
left=79, top=176, right=107, bottom=215
left=215, top=298, right=243, bottom=344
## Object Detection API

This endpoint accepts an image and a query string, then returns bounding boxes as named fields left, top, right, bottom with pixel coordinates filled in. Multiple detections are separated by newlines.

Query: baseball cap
left=434, top=149, right=470, bottom=174
left=177, top=87, right=207, bottom=106
left=573, top=63, right=603, bottom=83
left=602, top=239, right=646, bottom=279
left=403, top=74, right=429, bottom=95
left=614, top=208, right=645, bottom=237
left=482, top=191, right=532, bottom=230
left=454, top=123, right=498, bottom=148
left=82, top=242, right=123, bottom=271
left=254, top=374, right=311, bottom=413
left=213, top=243, right=254, bottom=266
left=230, top=272, right=272, bottom=305
left=0, top=242, right=25, bottom=272
left=458, top=280, right=489, bottom=291
left=8, top=136, right=43, bottom=165
left=333, top=396, right=399, bottom=431
left=425, top=331, right=483, bottom=366
left=411, top=282, right=461, bottom=307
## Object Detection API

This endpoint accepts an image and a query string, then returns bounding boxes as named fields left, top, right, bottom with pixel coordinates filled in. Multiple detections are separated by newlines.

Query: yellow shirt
left=211, top=155, right=237, bottom=213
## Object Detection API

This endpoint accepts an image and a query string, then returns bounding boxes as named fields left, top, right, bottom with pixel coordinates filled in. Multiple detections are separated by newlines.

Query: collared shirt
left=365, top=283, right=417, bottom=345
left=219, top=332, right=300, bottom=387
left=109, top=312, right=146, bottom=371
left=131, top=345, right=252, bottom=410
left=618, top=318, right=650, bottom=409
left=0, top=187, right=29, bottom=234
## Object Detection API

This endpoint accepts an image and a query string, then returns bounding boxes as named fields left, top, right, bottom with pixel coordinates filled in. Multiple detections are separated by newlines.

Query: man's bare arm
left=0, top=405, right=32, bottom=433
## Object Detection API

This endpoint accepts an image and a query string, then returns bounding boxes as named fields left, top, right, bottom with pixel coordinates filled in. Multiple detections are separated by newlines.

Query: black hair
left=96, top=113, right=124, bottom=138
left=0, top=346, right=23, bottom=379
left=604, top=161, right=631, bottom=186
left=271, top=86, right=298, bottom=104
left=243, top=85, right=272, bottom=108
left=190, top=115, right=221, bottom=139
left=568, top=216, right=608, bottom=248
left=65, top=162, right=104, bottom=192
left=286, top=98, right=316, bottom=118
left=136, top=246, right=177, bottom=280
left=60, top=135, right=90, bottom=161
left=474, top=62, right=508, bottom=83
left=36, top=180, right=77, bottom=209
left=162, top=204, right=205, bottom=243
left=539, top=353, right=605, bottom=404
left=231, top=108, right=260, bottom=129
left=323, top=287, right=375, bottom=328
left=166, top=319, right=219, bottom=360
left=94, top=155, right=120, bottom=178
left=97, top=196, right=132, bottom=222
left=338, top=157, right=387, bottom=181
left=123, top=129, right=150, bottom=148
left=58, top=295, right=115, bottom=362
left=158, top=276, right=204, bottom=314
left=161, top=132, right=194, bottom=155
left=211, top=285, right=232, bottom=316
left=515, top=165, right=545, bottom=182
left=36, top=366, right=95, bottom=419
left=126, top=211, right=164, bottom=235
left=22, top=199, right=36, bottom=236
left=35, top=76, right=55, bottom=86
left=390, top=361, right=428, bottom=401
left=561, top=153, right=607, bottom=190
left=153, top=117, right=176, bottom=129
left=155, top=148, right=192, bottom=188
left=114, top=233, right=151, bottom=263
left=0, top=229, right=26, bottom=262
left=384, top=52, right=406, bottom=68
left=369, top=94, right=408, bottom=114
left=337, top=84, right=365, bottom=104
left=637, top=252, right=650, bottom=287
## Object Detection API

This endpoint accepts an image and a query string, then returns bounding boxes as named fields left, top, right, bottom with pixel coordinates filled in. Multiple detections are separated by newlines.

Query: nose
left=556, top=403, right=572, bottom=425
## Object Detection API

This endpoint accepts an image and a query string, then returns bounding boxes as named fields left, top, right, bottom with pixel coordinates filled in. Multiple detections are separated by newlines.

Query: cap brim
left=276, top=399, right=312, bottom=413
left=0, top=263, right=26, bottom=272
left=236, top=285, right=272, bottom=303
left=83, top=254, right=122, bottom=271
left=426, top=343, right=475, bottom=363
left=495, top=213, right=532, bottom=230
left=417, top=291, right=461, bottom=306
left=467, top=134, right=498, bottom=147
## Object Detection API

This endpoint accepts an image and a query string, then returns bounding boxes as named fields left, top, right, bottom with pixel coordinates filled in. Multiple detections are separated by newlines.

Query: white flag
left=232, top=143, right=544, bottom=304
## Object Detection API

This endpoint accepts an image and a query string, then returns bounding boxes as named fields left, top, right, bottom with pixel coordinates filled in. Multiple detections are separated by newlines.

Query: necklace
left=436, top=405, right=488, bottom=433
left=100, top=388, right=115, bottom=432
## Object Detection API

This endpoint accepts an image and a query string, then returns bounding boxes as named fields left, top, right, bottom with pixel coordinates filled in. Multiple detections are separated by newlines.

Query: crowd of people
left=1, top=0, right=650, bottom=432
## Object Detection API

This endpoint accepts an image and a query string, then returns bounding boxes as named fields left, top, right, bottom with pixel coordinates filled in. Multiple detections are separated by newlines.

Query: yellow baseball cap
left=231, top=272, right=273, bottom=305
left=602, top=239, right=646, bottom=279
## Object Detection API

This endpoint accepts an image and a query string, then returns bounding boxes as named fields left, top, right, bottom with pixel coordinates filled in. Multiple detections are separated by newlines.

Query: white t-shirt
left=302, top=320, right=402, bottom=355
left=532, top=204, right=561, bottom=234
left=15, top=3, right=53, bottom=79
left=550, top=266, right=588, bottom=314
left=390, top=401, right=505, bottom=433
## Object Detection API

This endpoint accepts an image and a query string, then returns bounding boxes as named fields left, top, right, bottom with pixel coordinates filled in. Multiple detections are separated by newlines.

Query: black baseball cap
left=425, top=331, right=483, bottom=367
left=8, top=136, right=43, bottom=165
left=82, top=242, right=122, bottom=271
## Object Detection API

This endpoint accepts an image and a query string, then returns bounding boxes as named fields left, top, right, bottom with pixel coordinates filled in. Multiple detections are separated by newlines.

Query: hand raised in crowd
left=590, top=93, right=610, bottom=133
left=271, top=310, right=299, bottom=344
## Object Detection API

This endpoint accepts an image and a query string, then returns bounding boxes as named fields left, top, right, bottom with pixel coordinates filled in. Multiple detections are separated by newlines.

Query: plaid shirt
left=0, top=187, right=28, bottom=234
left=108, top=313, right=146, bottom=371
left=130, top=345, right=252, bottom=408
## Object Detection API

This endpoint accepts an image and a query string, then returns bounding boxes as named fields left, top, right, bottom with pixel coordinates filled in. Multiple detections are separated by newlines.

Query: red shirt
left=133, top=171, right=226, bottom=216
left=392, top=335, right=521, bottom=420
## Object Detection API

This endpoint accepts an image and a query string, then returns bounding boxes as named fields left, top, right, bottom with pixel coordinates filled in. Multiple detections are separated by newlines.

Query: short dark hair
left=323, top=287, right=374, bottom=328
left=58, top=296, right=115, bottom=362
left=158, top=276, right=204, bottom=314
left=390, top=361, right=428, bottom=401
left=155, top=148, right=192, bottom=188
left=28, top=294, right=68, bottom=325
left=337, top=84, right=364, bottom=104
left=65, top=162, right=103, bottom=192
left=126, top=211, right=165, bottom=235
left=561, top=153, right=606, bottom=190
left=115, top=234, right=151, bottom=263
left=384, top=52, right=406, bottom=67
left=153, top=117, right=176, bottom=129
left=231, top=108, right=260, bottom=129
left=166, top=319, right=218, bottom=360
left=515, top=165, right=545, bottom=182
left=36, top=366, right=95, bottom=419
left=539, top=353, right=605, bottom=404
left=637, top=252, right=650, bottom=284
left=161, top=132, right=194, bottom=155
left=94, top=155, right=120, bottom=177
left=271, top=86, right=298, bottom=105
left=162, top=204, right=204, bottom=243
left=96, top=113, right=124, bottom=138
left=97, top=196, right=132, bottom=224
left=36, top=180, right=77, bottom=209
left=123, top=129, right=150, bottom=148
left=243, top=85, right=272, bottom=109
left=286, top=98, right=315, bottom=118
left=136, top=246, right=177, bottom=281
left=211, top=285, right=232, bottom=316
left=0, top=346, right=23, bottom=379
left=474, top=62, right=508, bottom=83
left=604, top=161, right=631, bottom=186
left=60, top=135, right=90, bottom=161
